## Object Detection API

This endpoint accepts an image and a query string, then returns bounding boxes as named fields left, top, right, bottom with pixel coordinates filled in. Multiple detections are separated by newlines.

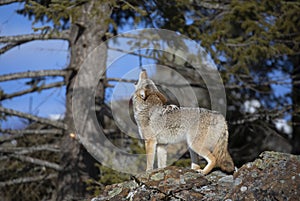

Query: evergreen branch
left=0, top=0, right=22, bottom=6
left=0, top=70, right=67, bottom=82
left=119, top=0, right=136, bottom=10
left=0, top=129, right=63, bottom=143
left=225, top=41, right=257, bottom=47
left=0, top=81, right=65, bottom=100
left=10, top=154, right=62, bottom=171
left=282, top=1, right=300, bottom=6
left=0, top=106, right=67, bottom=130
left=0, top=173, right=57, bottom=187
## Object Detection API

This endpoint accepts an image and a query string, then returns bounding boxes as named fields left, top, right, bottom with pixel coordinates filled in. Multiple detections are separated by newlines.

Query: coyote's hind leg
left=200, top=151, right=216, bottom=175
left=190, top=147, right=216, bottom=175
left=189, top=148, right=201, bottom=170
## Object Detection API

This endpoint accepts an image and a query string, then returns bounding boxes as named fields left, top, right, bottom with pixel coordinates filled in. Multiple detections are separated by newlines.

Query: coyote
left=132, top=70, right=234, bottom=175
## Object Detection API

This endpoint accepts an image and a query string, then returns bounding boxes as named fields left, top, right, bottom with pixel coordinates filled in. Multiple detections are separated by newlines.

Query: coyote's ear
left=139, top=89, right=147, bottom=100
left=156, top=92, right=167, bottom=104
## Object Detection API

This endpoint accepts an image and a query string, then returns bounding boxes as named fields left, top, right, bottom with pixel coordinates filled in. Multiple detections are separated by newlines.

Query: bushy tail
left=213, top=128, right=235, bottom=173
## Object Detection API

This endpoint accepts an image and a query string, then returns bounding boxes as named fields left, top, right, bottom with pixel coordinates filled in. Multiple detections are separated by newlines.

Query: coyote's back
left=132, top=70, right=234, bottom=174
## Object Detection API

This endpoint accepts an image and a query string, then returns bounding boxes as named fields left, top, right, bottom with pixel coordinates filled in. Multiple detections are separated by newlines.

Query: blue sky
left=1, top=3, right=69, bottom=129
left=0, top=3, right=292, bottom=133
left=0, top=3, right=148, bottom=129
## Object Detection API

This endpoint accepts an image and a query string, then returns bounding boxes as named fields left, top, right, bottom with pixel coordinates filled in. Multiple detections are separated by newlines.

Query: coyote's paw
left=195, top=169, right=207, bottom=175
left=162, top=104, right=179, bottom=115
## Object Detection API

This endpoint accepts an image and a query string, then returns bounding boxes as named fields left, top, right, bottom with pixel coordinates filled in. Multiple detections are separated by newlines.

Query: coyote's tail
left=213, top=127, right=235, bottom=173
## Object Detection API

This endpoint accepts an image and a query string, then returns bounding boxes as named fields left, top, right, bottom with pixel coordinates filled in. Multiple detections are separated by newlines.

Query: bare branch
left=1, top=43, right=19, bottom=54
left=107, top=77, right=137, bottom=83
left=0, top=70, right=67, bottom=82
left=230, top=105, right=292, bottom=125
left=0, top=30, right=70, bottom=54
left=106, top=77, right=209, bottom=89
left=0, top=128, right=63, bottom=135
left=0, top=30, right=70, bottom=43
left=192, top=0, right=230, bottom=10
left=10, top=154, right=62, bottom=171
left=159, top=81, right=207, bottom=89
left=0, top=81, right=65, bottom=100
left=0, top=129, right=63, bottom=143
left=0, top=106, right=67, bottom=130
left=0, top=0, right=22, bottom=6
left=0, top=144, right=60, bottom=154
left=0, top=173, right=57, bottom=187
left=109, top=47, right=155, bottom=59
left=0, top=43, right=17, bottom=55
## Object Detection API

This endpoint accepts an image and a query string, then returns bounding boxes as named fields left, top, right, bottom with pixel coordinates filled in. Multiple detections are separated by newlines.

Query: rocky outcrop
left=92, top=151, right=300, bottom=201
left=228, top=151, right=300, bottom=201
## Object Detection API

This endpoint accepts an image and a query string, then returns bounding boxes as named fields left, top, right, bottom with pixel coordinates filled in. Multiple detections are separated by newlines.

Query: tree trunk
left=56, top=1, right=111, bottom=200
left=292, top=56, right=300, bottom=154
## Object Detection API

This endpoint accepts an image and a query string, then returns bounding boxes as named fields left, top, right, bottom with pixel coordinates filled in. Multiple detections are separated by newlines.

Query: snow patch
left=243, top=100, right=261, bottom=114
left=274, top=119, right=292, bottom=135
left=48, top=114, right=64, bottom=120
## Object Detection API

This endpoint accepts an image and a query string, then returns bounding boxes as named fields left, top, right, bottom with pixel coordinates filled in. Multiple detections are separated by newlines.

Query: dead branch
left=0, top=30, right=70, bottom=43
left=107, top=77, right=137, bottom=83
left=0, top=81, right=65, bottom=100
left=230, top=105, right=292, bottom=125
left=0, top=173, right=57, bottom=187
left=0, top=128, right=63, bottom=135
left=192, top=0, right=230, bottom=10
left=0, top=30, right=70, bottom=54
left=0, top=129, right=63, bottom=141
left=0, top=0, right=22, bottom=6
left=0, top=70, right=67, bottom=82
left=10, top=154, right=62, bottom=171
left=0, top=106, right=67, bottom=130
left=0, top=144, right=60, bottom=154
left=108, top=47, right=155, bottom=59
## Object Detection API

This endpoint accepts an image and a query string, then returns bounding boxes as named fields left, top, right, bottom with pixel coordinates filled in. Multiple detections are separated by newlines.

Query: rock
left=226, top=151, right=300, bottom=201
left=92, top=151, right=300, bottom=201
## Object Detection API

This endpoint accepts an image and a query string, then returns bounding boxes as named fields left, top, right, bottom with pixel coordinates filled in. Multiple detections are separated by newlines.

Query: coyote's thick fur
left=132, top=70, right=234, bottom=175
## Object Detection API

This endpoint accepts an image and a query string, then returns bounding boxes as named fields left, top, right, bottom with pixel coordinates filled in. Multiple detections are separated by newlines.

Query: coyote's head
left=135, top=70, right=159, bottom=91
left=134, top=70, right=167, bottom=104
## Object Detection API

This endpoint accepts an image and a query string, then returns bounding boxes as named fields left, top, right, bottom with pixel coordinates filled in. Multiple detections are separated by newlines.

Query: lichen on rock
left=92, top=151, right=300, bottom=201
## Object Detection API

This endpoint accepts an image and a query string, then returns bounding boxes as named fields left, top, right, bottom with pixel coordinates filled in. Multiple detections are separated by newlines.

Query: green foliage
left=199, top=0, right=299, bottom=74
left=18, top=0, right=116, bottom=31
left=18, top=0, right=78, bottom=30
left=97, top=164, right=130, bottom=185
left=129, top=137, right=145, bottom=154
left=85, top=163, right=130, bottom=196
left=172, top=158, right=191, bottom=167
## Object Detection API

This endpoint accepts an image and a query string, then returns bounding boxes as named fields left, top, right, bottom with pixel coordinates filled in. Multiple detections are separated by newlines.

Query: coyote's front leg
left=145, top=139, right=157, bottom=171
left=157, top=144, right=167, bottom=168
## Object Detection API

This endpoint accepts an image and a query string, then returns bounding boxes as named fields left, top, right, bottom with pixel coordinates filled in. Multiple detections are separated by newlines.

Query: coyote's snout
left=132, top=70, right=234, bottom=175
